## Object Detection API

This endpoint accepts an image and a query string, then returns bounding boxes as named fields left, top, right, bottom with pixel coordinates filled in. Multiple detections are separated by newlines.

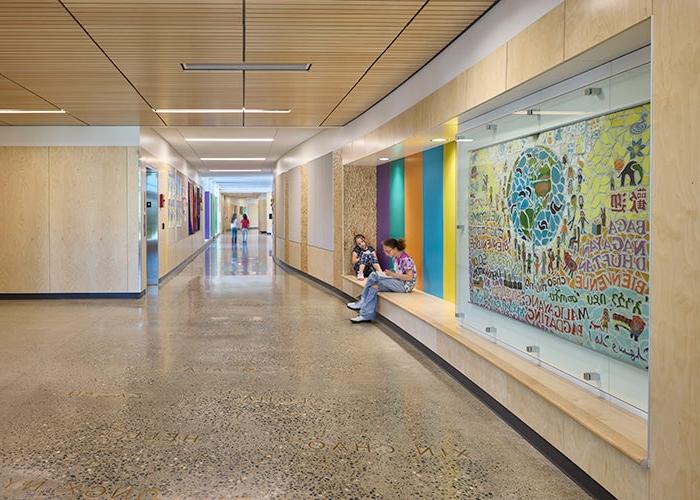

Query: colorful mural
left=468, top=104, right=650, bottom=369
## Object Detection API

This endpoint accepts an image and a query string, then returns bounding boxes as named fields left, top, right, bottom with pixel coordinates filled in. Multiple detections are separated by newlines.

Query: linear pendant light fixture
left=0, top=109, right=65, bottom=114
left=154, top=108, right=290, bottom=114
left=182, top=63, right=311, bottom=72
left=210, top=169, right=263, bottom=172
left=201, top=157, right=266, bottom=161
left=185, top=137, right=274, bottom=142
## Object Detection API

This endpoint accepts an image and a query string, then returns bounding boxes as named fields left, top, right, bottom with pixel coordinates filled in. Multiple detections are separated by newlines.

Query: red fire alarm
left=159, top=193, right=165, bottom=208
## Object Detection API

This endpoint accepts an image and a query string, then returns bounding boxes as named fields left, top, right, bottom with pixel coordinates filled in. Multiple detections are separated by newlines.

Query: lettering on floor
left=305, top=438, right=469, bottom=462
left=2, top=475, right=160, bottom=499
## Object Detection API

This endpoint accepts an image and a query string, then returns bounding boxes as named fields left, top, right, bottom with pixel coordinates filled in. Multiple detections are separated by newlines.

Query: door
left=146, top=169, right=159, bottom=285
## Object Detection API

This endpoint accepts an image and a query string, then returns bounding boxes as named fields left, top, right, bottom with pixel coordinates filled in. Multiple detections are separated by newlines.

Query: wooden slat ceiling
left=0, top=0, right=495, bottom=127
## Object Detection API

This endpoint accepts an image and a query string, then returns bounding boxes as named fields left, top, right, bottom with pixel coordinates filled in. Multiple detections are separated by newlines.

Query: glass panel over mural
left=456, top=61, right=651, bottom=412
left=468, top=104, right=650, bottom=369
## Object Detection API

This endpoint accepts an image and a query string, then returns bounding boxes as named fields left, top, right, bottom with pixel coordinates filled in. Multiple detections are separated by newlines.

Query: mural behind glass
left=468, top=104, right=650, bottom=369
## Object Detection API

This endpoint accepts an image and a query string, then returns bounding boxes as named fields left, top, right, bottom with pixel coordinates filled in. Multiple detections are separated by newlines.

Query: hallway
left=0, top=233, right=587, bottom=499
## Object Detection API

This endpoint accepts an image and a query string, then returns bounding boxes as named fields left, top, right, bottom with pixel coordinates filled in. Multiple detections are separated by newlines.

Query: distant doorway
left=146, top=169, right=159, bottom=285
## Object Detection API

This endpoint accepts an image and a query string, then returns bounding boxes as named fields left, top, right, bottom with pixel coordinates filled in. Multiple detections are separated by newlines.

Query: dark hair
left=354, top=234, right=366, bottom=242
left=243, top=214, right=248, bottom=220
left=382, top=238, right=406, bottom=251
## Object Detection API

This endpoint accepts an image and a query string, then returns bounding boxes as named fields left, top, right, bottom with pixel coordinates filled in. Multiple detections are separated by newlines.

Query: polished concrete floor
left=0, top=232, right=589, bottom=499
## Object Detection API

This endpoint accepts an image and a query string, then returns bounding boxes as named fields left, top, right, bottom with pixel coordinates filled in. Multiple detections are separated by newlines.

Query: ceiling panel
left=323, top=0, right=496, bottom=126
left=243, top=0, right=424, bottom=127
left=0, top=75, right=83, bottom=125
left=63, top=0, right=244, bottom=126
left=0, top=0, right=160, bottom=125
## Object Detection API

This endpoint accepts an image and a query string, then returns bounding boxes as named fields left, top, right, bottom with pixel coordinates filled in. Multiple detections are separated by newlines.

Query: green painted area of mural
left=468, top=104, right=651, bottom=369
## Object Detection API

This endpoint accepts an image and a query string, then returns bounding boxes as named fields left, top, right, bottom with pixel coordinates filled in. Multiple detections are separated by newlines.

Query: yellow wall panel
left=565, top=0, right=651, bottom=59
left=0, top=147, right=50, bottom=293
left=507, top=5, right=565, bottom=89
left=49, top=147, right=128, bottom=292
left=443, top=142, right=457, bottom=303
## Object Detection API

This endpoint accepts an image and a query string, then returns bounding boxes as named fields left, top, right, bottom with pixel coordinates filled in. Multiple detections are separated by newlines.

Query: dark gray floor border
left=0, top=291, right=146, bottom=300
left=274, top=257, right=615, bottom=500
left=158, top=236, right=215, bottom=285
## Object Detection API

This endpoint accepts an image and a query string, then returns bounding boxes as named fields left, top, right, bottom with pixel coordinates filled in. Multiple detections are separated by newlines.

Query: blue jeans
left=358, top=272, right=408, bottom=319
left=231, top=227, right=238, bottom=243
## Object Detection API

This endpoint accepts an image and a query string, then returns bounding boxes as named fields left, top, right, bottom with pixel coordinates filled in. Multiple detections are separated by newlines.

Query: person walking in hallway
left=241, top=213, right=250, bottom=244
left=231, top=213, right=239, bottom=244
left=347, top=238, right=417, bottom=323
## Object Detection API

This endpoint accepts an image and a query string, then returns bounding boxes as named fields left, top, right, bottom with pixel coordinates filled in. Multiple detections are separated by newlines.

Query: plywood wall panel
left=343, top=164, right=377, bottom=274
left=564, top=0, right=651, bottom=60
left=49, top=147, right=128, bottom=292
left=507, top=5, right=565, bottom=89
left=300, top=165, right=309, bottom=272
left=466, top=44, right=507, bottom=110
left=649, top=0, right=700, bottom=497
left=332, top=152, right=344, bottom=287
left=0, top=147, right=50, bottom=293
left=308, top=245, right=335, bottom=285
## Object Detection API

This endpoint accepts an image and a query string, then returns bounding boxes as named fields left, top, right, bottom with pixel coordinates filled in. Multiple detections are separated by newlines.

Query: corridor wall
left=376, top=143, right=457, bottom=301
left=0, top=146, right=143, bottom=294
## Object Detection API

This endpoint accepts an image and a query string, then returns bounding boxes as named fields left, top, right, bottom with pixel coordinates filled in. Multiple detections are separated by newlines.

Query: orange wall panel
left=404, top=153, right=423, bottom=290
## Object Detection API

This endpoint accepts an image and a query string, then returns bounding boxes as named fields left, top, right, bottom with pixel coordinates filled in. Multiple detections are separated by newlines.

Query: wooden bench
left=342, top=274, right=648, bottom=499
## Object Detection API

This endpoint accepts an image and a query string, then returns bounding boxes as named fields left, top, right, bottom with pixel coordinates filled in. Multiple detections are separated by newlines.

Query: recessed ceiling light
left=456, top=138, right=474, bottom=142
left=379, top=157, right=390, bottom=161
left=0, top=109, right=65, bottom=114
left=431, top=138, right=447, bottom=143
left=201, top=158, right=266, bottom=161
left=153, top=108, right=290, bottom=114
left=210, top=169, right=263, bottom=172
left=182, top=63, right=311, bottom=72
left=513, top=110, right=589, bottom=116
left=185, top=137, right=274, bottom=142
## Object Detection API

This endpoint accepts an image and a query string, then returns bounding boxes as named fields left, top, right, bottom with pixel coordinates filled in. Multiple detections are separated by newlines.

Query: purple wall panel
left=204, top=191, right=211, bottom=240
left=376, top=163, right=391, bottom=269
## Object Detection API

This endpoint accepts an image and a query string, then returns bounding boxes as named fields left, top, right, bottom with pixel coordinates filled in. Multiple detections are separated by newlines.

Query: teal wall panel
left=422, top=146, right=444, bottom=297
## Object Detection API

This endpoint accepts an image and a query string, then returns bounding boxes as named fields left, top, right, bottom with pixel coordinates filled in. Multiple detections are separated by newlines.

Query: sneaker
left=356, top=273, right=364, bottom=281
left=350, top=315, right=372, bottom=323
left=346, top=302, right=361, bottom=311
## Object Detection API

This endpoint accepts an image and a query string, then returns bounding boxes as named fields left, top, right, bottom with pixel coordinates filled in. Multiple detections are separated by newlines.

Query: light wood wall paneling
left=127, top=147, right=143, bottom=292
left=49, top=147, right=128, bottom=292
left=465, top=44, right=507, bottom=110
left=506, top=5, right=565, bottom=89
left=332, top=152, right=344, bottom=288
left=300, top=165, right=309, bottom=272
left=0, top=147, right=51, bottom=293
left=649, top=0, right=700, bottom=497
left=308, top=245, right=335, bottom=285
left=564, top=0, right=652, bottom=60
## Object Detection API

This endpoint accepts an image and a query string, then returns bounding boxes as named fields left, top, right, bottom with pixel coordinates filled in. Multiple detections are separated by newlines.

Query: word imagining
left=2, top=475, right=160, bottom=499
left=104, top=428, right=201, bottom=445
left=66, top=391, right=143, bottom=399
left=305, top=439, right=469, bottom=461
left=226, top=391, right=327, bottom=410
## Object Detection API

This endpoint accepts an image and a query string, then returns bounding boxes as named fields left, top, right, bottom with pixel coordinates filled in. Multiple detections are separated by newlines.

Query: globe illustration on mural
left=507, top=146, right=566, bottom=247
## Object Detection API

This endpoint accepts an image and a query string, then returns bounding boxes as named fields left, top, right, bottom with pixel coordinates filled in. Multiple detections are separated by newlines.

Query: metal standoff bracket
left=525, top=345, right=540, bottom=354
left=583, top=372, right=601, bottom=381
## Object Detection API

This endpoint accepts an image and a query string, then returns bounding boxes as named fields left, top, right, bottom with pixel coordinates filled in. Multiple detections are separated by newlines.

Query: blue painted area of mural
left=422, top=146, right=444, bottom=297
